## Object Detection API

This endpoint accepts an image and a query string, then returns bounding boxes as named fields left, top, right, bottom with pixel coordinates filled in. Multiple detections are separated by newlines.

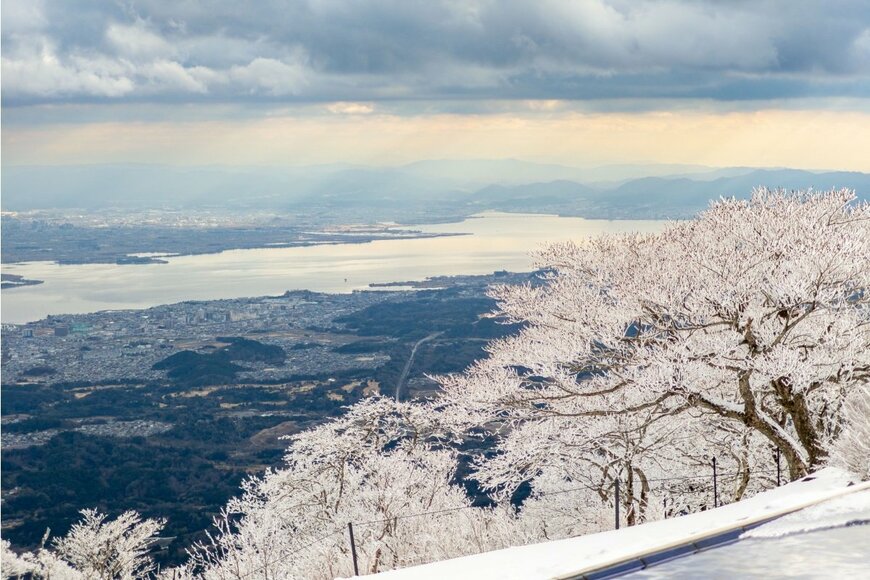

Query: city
left=0, top=272, right=529, bottom=563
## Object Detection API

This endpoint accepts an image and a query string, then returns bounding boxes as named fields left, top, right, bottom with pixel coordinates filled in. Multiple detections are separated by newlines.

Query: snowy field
left=626, top=524, right=869, bottom=579
left=356, top=468, right=869, bottom=580
left=626, top=489, right=870, bottom=578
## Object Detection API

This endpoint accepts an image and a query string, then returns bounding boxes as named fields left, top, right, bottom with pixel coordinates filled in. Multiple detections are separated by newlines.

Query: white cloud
left=141, top=60, right=209, bottom=93
left=326, top=102, right=375, bottom=114
left=1, top=0, right=48, bottom=33
left=531, top=0, right=778, bottom=72
left=1, top=38, right=135, bottom=98
left=524, top=99, right=565, bottom=111
left=1, top=0, right=867, bottom=104
left=105, top=22, right=175, bottom=61
left=1, top=34, right=211, bottom=98
left=229, top=56, right=309, bottom=96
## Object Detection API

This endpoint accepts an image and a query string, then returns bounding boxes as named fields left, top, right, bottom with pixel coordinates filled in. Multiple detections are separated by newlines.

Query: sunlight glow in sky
left=4, top=107, right=870, bottom=171
left=3, top=0, right=869, bottom=170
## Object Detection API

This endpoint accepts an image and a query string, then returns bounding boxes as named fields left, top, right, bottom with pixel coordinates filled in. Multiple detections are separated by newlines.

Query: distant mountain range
left=475, top=169, right=870, bottom=218
left=3, top=160, right=868, bottom=220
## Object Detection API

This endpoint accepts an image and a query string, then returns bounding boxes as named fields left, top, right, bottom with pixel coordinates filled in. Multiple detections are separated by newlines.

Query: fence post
left=712, top=457, right=719, bottom=508
left=614, top=479, right=620, bottom=530
left=775, top=447, right=782, bottom=486
left=348, top=522, right=360, bottom=577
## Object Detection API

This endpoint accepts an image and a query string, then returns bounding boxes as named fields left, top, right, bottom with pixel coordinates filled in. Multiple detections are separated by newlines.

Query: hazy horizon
left=3, top=1, right=870, bottom=178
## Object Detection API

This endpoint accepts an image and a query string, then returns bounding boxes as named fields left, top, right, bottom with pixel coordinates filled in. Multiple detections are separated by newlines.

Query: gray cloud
left=2, top=0, right=869, bottom=106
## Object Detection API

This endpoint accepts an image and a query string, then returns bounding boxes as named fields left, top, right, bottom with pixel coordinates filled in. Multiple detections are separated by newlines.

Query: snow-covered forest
left=4, top=189, right=869, bottom=579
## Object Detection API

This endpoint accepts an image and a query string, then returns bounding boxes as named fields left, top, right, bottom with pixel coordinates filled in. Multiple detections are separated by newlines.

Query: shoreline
left=1, top=212, right=665, bottom=324
left=1, top=229, right=464, bottom=268
left=1, top=273, right=44, bottom=290
left=1, top=271, right=528, bottom=327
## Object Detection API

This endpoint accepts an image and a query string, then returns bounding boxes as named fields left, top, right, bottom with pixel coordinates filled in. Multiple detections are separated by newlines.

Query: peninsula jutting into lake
left=1, top=273, right=43, bottom=290
left=0, top=212, right=664, bottom=323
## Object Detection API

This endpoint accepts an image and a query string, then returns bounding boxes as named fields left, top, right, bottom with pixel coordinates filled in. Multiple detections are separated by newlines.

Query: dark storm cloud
left=2, top=0, right=869, bottom=106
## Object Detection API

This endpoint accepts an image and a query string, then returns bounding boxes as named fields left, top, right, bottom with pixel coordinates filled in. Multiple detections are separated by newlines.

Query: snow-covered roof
left=345, top=468, right=868, bottom=580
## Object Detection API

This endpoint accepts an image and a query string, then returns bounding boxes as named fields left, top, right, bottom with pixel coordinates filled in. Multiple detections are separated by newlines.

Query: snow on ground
left=743, top=488, right=870, bottom=539
left=625, top=490, right=870, bottom=579
left=625, top=523, right=870, bottom=578
left=346, top=468, right=868, bottom=580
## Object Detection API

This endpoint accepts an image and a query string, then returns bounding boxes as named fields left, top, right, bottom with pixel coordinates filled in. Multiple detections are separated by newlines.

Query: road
left=395, top=332, right=442, bottom=400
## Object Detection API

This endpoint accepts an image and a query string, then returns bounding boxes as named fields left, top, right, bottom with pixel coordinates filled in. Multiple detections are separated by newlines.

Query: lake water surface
left=1, top=213, right=665, bottom=323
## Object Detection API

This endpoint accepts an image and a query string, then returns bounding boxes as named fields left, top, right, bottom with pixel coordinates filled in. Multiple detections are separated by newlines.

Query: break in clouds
left=2, top=0, right=870, bottom=105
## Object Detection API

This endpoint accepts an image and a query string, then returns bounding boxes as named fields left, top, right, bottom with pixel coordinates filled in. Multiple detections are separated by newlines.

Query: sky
left=3, top=0, right=870, bottom=170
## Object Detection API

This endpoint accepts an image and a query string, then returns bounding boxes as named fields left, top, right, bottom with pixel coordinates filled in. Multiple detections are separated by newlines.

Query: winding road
left=395, top=332, right=442, bottom=400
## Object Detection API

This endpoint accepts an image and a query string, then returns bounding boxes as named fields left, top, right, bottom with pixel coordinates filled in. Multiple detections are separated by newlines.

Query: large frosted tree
left=1, top=510, right=164, bottom=580
left=439, top=189, right=870, bottom=525
left=178, top=397, right=517, bottom=580
left=6, top=190, right=869, bottom=578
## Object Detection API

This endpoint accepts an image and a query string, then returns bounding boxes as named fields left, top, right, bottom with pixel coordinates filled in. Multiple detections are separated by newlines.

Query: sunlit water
left=624, top=525, right=870, bottom=579
left=0, top=212, right=664, bottom=323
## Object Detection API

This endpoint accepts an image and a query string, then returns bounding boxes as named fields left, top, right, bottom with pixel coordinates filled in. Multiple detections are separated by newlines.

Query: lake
left=0, top=212, right=665, bottom=323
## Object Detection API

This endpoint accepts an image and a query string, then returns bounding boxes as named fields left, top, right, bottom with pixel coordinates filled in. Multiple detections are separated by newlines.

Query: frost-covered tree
left=8, top=189, right=868, bottom=579
left=181, top=397, right=517, bottom=580
left=828, top=385, right=870, bottom=480
left=54, top=510, right=165, bottom=580
left=1, top=510, right=164, bottom=580
left=438, top=189, right=870, bottom=528
left=2, top=538, right=82, bottom=580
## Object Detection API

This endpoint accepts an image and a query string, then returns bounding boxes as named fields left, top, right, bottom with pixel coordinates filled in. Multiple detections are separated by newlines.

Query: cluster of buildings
left=1, top=290, right=401, bottom=386
left=2, top=419, right=173, bottom=450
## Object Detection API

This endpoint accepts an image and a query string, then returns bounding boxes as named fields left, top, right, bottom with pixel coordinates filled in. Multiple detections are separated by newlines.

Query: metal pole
left=614, top=479, right=620, bottom=530
left=348, top=522, right=360, bottom=577
left=776, top=447, right=782, bottom=486
left=712, top=457, right=719, bottom=508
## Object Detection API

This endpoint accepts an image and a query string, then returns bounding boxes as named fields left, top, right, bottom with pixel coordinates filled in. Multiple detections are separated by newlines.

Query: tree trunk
left=772, top=378, right=826, bottom=470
